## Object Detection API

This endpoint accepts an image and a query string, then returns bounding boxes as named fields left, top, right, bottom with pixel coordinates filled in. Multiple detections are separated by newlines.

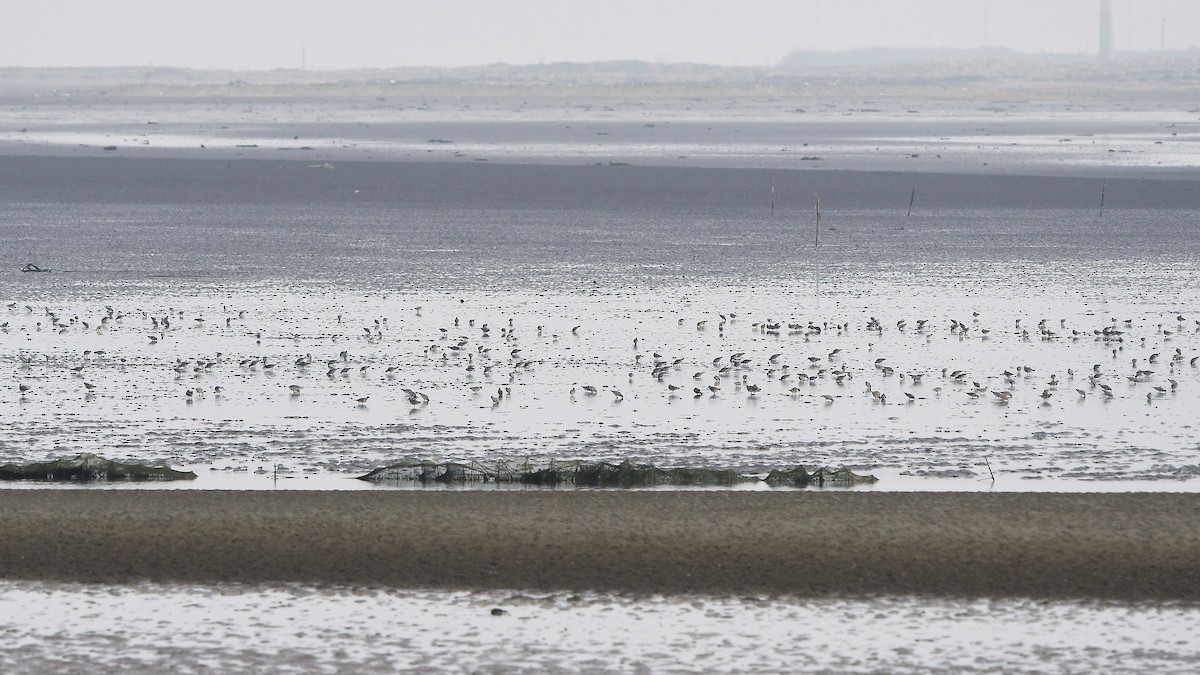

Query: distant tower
left=1099, top=0, right=1114, bottom=61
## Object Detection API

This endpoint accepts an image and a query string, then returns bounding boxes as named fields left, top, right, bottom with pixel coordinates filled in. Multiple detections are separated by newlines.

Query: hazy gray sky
left=5, top=0, right=1197, bottom=70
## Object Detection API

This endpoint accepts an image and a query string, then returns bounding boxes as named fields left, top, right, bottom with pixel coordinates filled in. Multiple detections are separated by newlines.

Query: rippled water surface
left=1, top=581, right=1197, bottom=674
left=3, top=95, right=1199, bottom=674
left=2, top=196, right=1200, bottom=490
left=1, top=98, right=1199, bottom=491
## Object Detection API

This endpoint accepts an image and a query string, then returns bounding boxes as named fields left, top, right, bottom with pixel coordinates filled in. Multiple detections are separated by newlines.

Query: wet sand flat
left=0, top=490, right=1196, bottom=600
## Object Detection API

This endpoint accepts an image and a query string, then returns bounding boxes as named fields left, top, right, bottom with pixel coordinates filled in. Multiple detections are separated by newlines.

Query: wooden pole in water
left=907, top=187, right=916, bottom=217
left=1099, top=182, right=1106, bottom=219
left=814, top=194, right=821, bottom=247
left=770, top=183, right=776, bottom=213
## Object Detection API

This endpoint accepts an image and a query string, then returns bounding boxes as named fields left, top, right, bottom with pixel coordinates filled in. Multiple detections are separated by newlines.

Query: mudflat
left=0, top=490, right=1196, bottom=600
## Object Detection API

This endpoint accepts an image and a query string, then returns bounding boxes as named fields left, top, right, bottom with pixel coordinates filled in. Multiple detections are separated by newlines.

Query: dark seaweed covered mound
left=0, top=453, right=196, bottom=481
left=359, top=459, right=875, bottom=488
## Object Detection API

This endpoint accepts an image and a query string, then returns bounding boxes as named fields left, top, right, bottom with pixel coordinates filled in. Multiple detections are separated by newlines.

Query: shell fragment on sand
left=0, top=453, right=197, bottom=482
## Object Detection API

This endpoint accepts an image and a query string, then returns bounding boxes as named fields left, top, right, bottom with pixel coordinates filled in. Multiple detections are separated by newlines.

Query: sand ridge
left=0, top=490, right=1196, bottom=599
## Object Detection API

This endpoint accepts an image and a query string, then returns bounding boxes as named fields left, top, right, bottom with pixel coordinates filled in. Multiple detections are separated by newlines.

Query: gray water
left=2, top=171, right=1199, bottom=490
left=2, top=580, right=1198, bottom=674
left=2, top=95, right=1199, bottom=673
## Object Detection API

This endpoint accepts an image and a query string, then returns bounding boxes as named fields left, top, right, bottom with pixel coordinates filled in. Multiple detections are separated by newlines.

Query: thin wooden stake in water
left=1099, top=182, right=1106, bottom=219
left=907, top=187, right=916, bottom=217
left=983, top=456, right=995, bottom=483
left=814, top=194, right=822, bottom=247
left=770, top=183, right=776, bottom=213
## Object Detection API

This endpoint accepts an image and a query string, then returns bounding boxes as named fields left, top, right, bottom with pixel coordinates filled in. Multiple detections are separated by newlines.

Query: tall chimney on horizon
left=1099, top=0, right=1115, bottom=61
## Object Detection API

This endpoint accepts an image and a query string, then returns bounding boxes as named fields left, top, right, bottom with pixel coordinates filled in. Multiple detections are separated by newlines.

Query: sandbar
left=0, top=490, right=1196, bottom=600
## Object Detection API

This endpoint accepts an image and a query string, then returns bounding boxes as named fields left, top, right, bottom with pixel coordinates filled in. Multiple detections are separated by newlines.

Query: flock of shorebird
left=6, top=301, right=1198, bottom=417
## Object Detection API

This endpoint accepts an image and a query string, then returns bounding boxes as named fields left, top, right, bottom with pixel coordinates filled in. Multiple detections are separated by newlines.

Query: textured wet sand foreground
left=0, top=491, right=1196, bottom=600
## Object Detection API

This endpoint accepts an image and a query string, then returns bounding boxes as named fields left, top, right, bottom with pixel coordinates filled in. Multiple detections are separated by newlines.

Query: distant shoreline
left=0, top=491, right=1196, bottom=599
left=1, top=53, right=1198, bottom=101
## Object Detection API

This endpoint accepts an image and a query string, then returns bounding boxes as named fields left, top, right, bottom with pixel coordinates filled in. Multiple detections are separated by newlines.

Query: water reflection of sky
left=2, top=581, right=1197, bottom=673
left=0, top=99, right=1196, bottom=174
left=1, top=99, right=1199, bottom=491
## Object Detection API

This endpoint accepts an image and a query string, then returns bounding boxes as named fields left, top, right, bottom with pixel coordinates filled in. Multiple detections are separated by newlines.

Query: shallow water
left=2, top=199, right=1200, bottom=490
left=2, top=96, right=1197, bottom=176
left=3, top=93, right=1199, bottom=674
left=1, top=580, right=1196, bottom=673
left=2, top=97, right=1199, bottom=491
